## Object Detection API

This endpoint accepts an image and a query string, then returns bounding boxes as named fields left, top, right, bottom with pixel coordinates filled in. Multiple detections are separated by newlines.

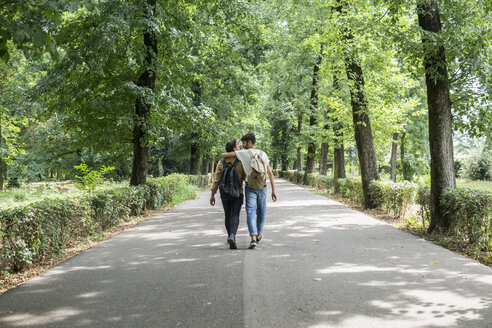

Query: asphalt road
left=0, top=179, right=491, bottom=328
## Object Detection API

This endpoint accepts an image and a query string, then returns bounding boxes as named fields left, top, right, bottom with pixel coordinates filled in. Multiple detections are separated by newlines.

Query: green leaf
left=13, top=30, right=25, bottom=42
left=32, top=29, right=46, bottom=44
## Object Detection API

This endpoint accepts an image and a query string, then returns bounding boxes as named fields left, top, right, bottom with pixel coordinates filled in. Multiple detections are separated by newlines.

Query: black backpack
left=219, top=159, right=241, bottom=199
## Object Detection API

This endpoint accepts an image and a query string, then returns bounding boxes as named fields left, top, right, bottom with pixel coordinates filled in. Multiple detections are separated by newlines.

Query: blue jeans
left=245, top=184, right=267, bottom=236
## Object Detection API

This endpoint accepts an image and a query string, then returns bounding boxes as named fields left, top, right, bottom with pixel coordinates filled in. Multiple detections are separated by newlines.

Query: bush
left=303, top=173, right=317, bottom=187
left=336, top=177, right=363, bottom=203
left=441, top=188, right=492, bottom=250
left=0, top=207, right=40, bottom=271
left=0, top=174, right=209, bottom=273
left=318, top=175, right=335, bottom=192
left=369, top=180, right=417, bottom=219
left=462, top=147, right=492, bottom=181
left=416, top=187, right=431, bottom=229
left=74, top=164, right=115, bottom=193
left=282, top=171, right=296, bottom=182
left=7, top=177, right=21, bottom=189
left=294, top=171, right=304, bottom=184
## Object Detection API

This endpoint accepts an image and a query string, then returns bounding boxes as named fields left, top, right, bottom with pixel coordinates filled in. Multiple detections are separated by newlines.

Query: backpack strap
left=231, top=159, right=239, bottom=168
left=221, top=158, right=227, bottom=167
left=247, top=149, right=257, bottom=159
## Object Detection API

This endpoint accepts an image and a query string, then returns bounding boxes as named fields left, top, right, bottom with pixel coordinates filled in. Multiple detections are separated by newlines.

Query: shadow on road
left=0, top=179, right=490, bottom=327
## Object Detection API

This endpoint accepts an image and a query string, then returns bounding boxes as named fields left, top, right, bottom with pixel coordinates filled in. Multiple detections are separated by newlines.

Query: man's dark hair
left=225, top=139, right=237, bottom=152
left=241, top=133, right=256, bottom=145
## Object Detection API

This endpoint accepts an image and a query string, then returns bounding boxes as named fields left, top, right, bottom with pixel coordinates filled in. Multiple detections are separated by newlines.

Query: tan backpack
left=247, top=149, right=267, bottom=190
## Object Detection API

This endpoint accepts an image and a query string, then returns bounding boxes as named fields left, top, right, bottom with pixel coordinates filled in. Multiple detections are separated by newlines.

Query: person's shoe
left=248, top=240, right=257, bottom=249
left=257, top=234, right=262, bottom=244
left=227, top=234, right=237, bottom=249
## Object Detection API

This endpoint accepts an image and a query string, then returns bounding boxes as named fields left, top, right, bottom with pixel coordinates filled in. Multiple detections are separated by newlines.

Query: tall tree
left=331, top=74, right=346, bottom=189
left=390, top=132, right=398, bottom=181
left=295, top=74, right=304, bottom=171
left=416, top=0, right=455, bottom=231
left=305, top=48, right=323, bottom=174
left=335, top=3, right=379, bottom=208
left=319, top=107, right=330, bottom=176
left=189, top=81, right=202, bottom=175
left=130, top=0, right=157, bottom=185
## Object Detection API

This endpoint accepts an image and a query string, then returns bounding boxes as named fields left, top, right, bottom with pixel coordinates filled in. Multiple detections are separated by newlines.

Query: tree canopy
left=1, top=0, right=490, bottom=225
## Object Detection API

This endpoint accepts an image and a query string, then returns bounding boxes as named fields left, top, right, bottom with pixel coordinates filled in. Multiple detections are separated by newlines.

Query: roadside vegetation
left=0, top=174, right=210, bottom=294
left=0, top=0, right=490, bottom=291
left=276, top=170, right=492, bottom=267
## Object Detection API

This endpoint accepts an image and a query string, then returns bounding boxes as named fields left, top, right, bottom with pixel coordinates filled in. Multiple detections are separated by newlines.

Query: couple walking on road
left=210, top=133, right=278, bottom=249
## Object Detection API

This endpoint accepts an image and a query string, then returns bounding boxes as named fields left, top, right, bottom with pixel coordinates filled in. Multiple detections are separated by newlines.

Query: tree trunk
left=0, top=116, right=3, bottom=190
left=417, top=0, right=455, bottom=232
left=295, top=148, right=303, bottom=171
left=345, top=60, right=380, bottom=208
left=0, top=158, right=3, bottom=191
left=332, top=74, right=346, bottom=192
left=333, top=143, right=346, bottom=179
left=281, top=128, right=289, bottom=172
left=201, top=155, right=210, bottom=175
left=295, top=74, right=303, bottom=171
left=333, top=143, right=346, bottom=194
left=305, top=49, right=323, bottom=174
left=401, top=132, right=407, bottom=180
left=130, top=0, right=157, bottom=186
left=319, top=143, right=329, bottom=176
left=390, top=133, right=399, bottom=182
left=281, top=159, right=288, bottom=172
left=319, top=106, right=330, bottom=176
left=190, top=144, right=200, bottom=175
left=336, top=4, right=379, bottom=208
left=190, top=80, right=202, bottom=175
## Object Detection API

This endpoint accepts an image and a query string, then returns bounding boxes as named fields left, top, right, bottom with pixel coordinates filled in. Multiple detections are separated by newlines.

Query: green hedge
left=416, top=187, right=431, bottom=229
left=0, top=174, right=210, bottom=273
left=278, top=171, right=356, bottom=199
left=336, top=177, right=364, bottom=203
left=276, top=169, right=491, bottom=258
left=369, top=180, right=418, bottom=219
left=441, top=188, right=491, bottom=250
left=416, top=187, right=491, bottom=250
left=317, top=175, right=335, bottom=192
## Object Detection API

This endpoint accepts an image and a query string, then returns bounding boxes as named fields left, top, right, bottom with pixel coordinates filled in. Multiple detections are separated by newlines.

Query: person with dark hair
left=222, top=133, right=277, bottom=249
left=210, top=139, right=246, bottom=249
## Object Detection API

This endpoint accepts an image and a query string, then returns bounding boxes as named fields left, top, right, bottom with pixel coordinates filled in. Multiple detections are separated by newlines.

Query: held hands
left=210, top=194, right=215, bottom=206
left=272, top=192, right=277, bottom=202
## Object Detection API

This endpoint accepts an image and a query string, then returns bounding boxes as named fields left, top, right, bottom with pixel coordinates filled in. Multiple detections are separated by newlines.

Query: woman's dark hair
left=240, top=133, right=256, bottom=145
left=225, top=139, right=237, bottom=152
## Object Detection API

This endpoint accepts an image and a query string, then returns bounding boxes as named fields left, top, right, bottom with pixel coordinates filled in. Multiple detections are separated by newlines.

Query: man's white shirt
left=234, top=149, right=270, bottom=183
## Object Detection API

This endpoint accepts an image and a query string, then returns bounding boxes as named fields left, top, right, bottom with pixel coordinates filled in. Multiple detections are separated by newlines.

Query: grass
left=0, top=180, right=203, bottom=210
left=456, top=179, right=492, bottom=192
left=0, top=181, right=131, bottom=209
left=169, top=184, right=201, bottom=206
